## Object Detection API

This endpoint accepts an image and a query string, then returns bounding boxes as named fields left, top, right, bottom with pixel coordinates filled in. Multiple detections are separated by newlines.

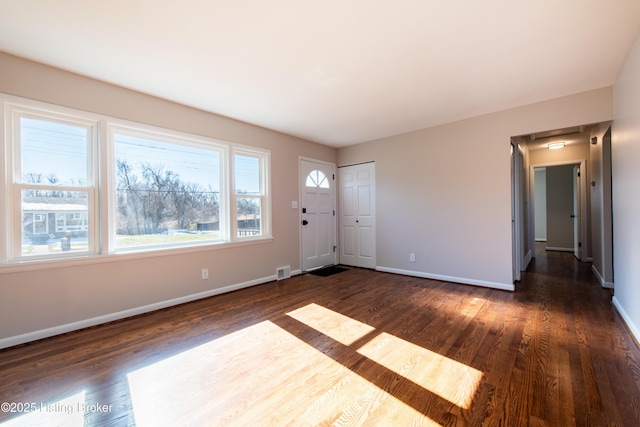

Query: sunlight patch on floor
left=127, top=320, right=439, bottom=426
left=287, top=303, right=376, bottom=345
left=357, top=332, right=483, bottom=409
left=0, top=391, right=86, bottom=427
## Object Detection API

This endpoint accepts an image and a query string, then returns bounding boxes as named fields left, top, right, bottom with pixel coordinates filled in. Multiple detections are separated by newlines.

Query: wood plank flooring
left=1, top=245, right=640, bottom=426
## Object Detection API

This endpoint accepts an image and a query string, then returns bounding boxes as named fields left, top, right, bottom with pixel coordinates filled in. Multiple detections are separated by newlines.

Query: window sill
left=0, top=236, right=274, bottom=275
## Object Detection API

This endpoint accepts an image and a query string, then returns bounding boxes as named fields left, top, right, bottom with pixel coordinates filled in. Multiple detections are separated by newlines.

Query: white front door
left=300, top=159, right=336, bottom=271
left=339, top=162, right=376, bottom=269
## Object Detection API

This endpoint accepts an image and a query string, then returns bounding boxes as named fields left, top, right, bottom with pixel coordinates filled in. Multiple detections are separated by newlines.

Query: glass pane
left=21, top=117, right=88, bottom=186
left=306, top=170, right=330, bottom=188
left=114, top=133, right=221, bottom=249
left=234, top=154, right=260, bottom=195
left=237, top=198, right=261, bottom=237
left=22, top=190, right=89, bottom=256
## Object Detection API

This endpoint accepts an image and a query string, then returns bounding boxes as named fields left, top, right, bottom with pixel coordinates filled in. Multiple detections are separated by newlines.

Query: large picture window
left=1, top=95, right=271, bottom=266
left=112, top=129, right=224, bottom=250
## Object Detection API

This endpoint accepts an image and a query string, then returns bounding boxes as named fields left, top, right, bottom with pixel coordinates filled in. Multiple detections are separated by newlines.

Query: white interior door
left=339, top=162, right=376, bottom=269
left=300, top=159, right=336, bottom=271
left=511, top=142, right=521, bottom=282
left=573, top=165, right=581, bottom=259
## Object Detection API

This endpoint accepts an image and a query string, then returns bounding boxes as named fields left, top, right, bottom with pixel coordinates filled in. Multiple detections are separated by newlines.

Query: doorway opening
left=532, top=162, right=585, bottom=259
left=511, top=124, right=599, bottom=285
left=512, top=122, right=615, bottom=289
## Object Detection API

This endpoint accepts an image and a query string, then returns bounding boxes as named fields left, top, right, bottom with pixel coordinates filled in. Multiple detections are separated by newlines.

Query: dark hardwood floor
left=1, top=245, right=639, bottom=426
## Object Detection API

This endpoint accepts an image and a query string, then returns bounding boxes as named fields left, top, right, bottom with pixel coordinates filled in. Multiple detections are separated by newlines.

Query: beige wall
left=612, top=32, right=640, bottom=341
left=338, top=88, right=612, bottom=289
left=0, top=52, right=336, bottom=346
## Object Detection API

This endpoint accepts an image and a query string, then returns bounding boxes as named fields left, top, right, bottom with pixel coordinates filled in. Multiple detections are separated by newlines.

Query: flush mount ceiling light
left=547, top=142, right=566, bottom=150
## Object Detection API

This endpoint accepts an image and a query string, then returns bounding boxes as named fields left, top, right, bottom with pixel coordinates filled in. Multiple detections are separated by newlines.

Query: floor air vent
left=276, top=266, right=291, bottom=280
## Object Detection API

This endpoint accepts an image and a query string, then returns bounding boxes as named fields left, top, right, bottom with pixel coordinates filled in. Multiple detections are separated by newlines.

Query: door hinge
left=578, top=242, right=582, bottom=247
left=333, top=210, right=335, bottom=216
left=333, top=246, right=337, bottom=253
left=333, top=174, right=335, bottom=180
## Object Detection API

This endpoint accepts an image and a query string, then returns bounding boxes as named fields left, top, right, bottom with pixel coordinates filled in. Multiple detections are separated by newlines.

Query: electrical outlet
left=202, top=268, right=209, bottom=280
left=409, top=253, right=416, bottom=262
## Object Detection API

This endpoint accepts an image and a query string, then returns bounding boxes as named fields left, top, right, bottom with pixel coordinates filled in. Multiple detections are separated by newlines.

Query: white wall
left=0, top=52, right=336, bottom=347
left=534, top=168, right=547, bottom=241
left=612, top=33, right=640, bottom=342
left=338, top=88, right=613, bottom=291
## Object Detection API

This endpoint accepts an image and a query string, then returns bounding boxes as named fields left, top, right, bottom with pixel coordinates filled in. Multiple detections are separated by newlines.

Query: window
left=1, top=95, right=271, bottom=266
left=233, top=150, right=269, bottom=238
left=111, top=128, right=224, bottom=250
left=5, top=105, right=98, bottom=260
left=306, top=169, right=330, bottom=188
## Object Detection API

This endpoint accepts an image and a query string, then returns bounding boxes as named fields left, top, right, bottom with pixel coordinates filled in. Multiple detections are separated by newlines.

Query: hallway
left=515, top=242, right=640, bottom=425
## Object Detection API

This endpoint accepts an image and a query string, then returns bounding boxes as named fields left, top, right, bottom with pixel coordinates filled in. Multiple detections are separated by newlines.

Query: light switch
left=292, top=201, right=298, bottom=209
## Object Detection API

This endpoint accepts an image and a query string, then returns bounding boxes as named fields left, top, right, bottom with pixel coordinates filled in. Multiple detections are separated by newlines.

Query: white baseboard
left=591, top=265, right=614, bottom=289
left=0, top=269, right=301, bottom=350
left=612, top=296, right=640, bottom=344
left=545, top=246, right=574, bottom=252
left=375, top=266, right=515, bottom=292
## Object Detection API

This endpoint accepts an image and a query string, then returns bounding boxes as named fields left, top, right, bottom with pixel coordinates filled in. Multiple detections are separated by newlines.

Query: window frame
left=0, top=94, right=272, bottom=270
left=231, top=147, right=271, bottom=240
left=4, top=101, right=100, bottom=262
left=106, top=122, right=230, bottom=253
left=305, top=169, right=331, bottom=188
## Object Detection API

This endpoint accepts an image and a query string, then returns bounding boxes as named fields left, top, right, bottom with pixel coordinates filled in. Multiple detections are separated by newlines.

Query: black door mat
left=308, top=266, right=348, bottom=277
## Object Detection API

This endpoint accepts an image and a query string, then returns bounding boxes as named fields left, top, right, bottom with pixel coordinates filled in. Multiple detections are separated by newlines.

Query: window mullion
left=10, top=181, right=20, bottom=260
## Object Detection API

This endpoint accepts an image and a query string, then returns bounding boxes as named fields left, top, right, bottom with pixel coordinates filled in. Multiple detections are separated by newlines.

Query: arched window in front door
left=306, top=170, right=330, bottom=188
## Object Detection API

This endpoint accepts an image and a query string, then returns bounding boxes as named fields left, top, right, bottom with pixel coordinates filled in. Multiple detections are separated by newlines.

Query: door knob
left=302, top=220, right=309, bottom=225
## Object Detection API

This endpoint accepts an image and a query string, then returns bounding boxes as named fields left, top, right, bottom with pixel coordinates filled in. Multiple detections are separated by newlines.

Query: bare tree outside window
left=114, top=133, right=222, bottom=248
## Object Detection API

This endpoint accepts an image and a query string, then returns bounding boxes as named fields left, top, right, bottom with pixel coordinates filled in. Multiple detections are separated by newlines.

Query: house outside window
left=4, top=105, right=97, bottom=259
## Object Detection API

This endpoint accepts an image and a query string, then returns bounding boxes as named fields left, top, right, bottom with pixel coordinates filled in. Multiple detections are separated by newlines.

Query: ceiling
left=520, top=125, right=594, bottom=151
left=1, top=1, right=639, bottom=147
